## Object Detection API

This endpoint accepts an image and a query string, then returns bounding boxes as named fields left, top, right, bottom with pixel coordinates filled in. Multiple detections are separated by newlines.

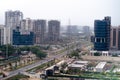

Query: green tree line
left=0, top=45, right=47, bottom=59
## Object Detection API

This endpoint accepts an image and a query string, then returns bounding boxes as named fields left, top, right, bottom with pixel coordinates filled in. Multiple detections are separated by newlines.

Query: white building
left=5, top=10, right=23, bottom=44
left=0, top=25, right=12, bottom=45
left=20, top=18, right=33, bottom=31
left=95, top=62, right=106, bottom=72
left=4, top=27, right=14, bottom=44
left=68, top=61, right=88, bottom=70
left=90, top=50, right=109, bottom=56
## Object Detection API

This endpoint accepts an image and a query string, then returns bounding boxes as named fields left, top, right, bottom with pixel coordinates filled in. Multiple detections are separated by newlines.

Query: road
left=1, top=50, right=69, bottom=80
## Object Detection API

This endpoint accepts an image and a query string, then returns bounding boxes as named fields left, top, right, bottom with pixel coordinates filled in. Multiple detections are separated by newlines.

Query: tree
left=36, top=51, right=47, bottom=59
left=16, top=47, right=21, bottom=55
left=7, top=45, right=16, bottom=56
left=19, top=46, right=30, bottom=51
left=45, top=45, right=50, bottom=50
left=30, top=46, right=47, bottom=59
left=0, top=45, right=16, bottom=57
left=30, top=46, right=39, bottom=54
left=61, top=62, right=68, bottom=69
left=0, top=45, right=6, bottom=55
left=70, top=50, right=80, bottom=59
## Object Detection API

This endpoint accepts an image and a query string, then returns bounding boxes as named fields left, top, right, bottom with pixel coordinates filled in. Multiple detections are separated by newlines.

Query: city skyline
left=0, top=0, right=120, bottom=27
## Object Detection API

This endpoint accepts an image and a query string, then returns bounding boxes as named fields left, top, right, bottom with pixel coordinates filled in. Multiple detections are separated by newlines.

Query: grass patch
left=0, top=73, right=3, bottom=75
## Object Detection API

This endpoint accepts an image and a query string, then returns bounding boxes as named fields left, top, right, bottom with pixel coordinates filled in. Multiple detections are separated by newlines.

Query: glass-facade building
left=94, top=17, right=111, bottom=51
left=12, top=30, right=34, bottom=45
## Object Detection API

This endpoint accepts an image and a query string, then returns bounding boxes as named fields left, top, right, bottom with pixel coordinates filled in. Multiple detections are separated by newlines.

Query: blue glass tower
left=94, top=17, right=111, bottom=51
left=12, top=28, right=34, bottom=45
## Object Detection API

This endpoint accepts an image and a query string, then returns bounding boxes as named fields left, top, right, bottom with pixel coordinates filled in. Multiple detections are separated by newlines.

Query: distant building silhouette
left=67, top=25, right=78, bottom=34
left=33, top=20, right=46, bottom=44
left=83, top=26, right=91, bottom=41
left=48, top=20, right=60, bottom=43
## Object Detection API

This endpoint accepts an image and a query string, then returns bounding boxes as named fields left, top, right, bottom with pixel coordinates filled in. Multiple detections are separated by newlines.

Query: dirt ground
left=28, top=78, right=41, bottom=80
left=82, top=55, right=120, bottom=62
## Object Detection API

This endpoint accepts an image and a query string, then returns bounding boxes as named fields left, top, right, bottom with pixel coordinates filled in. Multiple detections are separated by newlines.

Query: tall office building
left=110, top=27, right=118, bottom=50
left=118, top=27, right=120, bottom=50
left=33, top=20, right=46, bottom=44
left=0, top=25, right=5, bottom=45
left=110, top=26, right=120, bottom=50
left=4, top=26, right=12, bottom=44
left=48, top=20, right=60, bottom=43
left=5, top=10, right=23, bottom=28
left=5, top=10, right=23, bottom=44
left=94, top=16, right=111, bottom=51
left=20, top=18, right=33, bottom=31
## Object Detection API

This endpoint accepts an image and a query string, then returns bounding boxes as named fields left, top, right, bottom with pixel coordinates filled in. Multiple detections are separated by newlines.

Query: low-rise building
left=90, top=50, right=109, bottom=56
left=68, top=61, right=88, bottom=70
left=95, top=62, right=106, bottom=72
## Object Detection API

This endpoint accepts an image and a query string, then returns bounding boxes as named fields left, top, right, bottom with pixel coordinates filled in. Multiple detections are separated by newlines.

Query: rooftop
left=68, top=61, right=88, bottom=68
left=68, top=64, right=84, bottom=68
left=73, top=61, right=88, bottom=64
left=95, top=62, right=106, bottom=69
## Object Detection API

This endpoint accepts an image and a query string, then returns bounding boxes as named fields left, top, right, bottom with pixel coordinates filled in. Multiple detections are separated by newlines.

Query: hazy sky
left=0, top=0, right=120, bottom=27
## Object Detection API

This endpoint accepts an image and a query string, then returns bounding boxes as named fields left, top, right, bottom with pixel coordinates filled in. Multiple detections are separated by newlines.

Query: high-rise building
left=67, top=25, right=78, bottom=34
left=5, top=10, right=23, bottom=44
left=20, top=18, right=33, bottom=31
left=110, top=27, right=118, bottom=50
left=4, top=27, right=12, bottom=44
left=0, top=25, right=5, bottom=45
left=94, top=16, right=111, bottom=51
left=33, top=20, right=46, bottom=44
left=110, top=26, right=120, bottom=50
left=5, top=10, right=23, bottom=28
left=118, top=27, right=120, bottom=50
left=48, top=20, right=60, bottom=43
